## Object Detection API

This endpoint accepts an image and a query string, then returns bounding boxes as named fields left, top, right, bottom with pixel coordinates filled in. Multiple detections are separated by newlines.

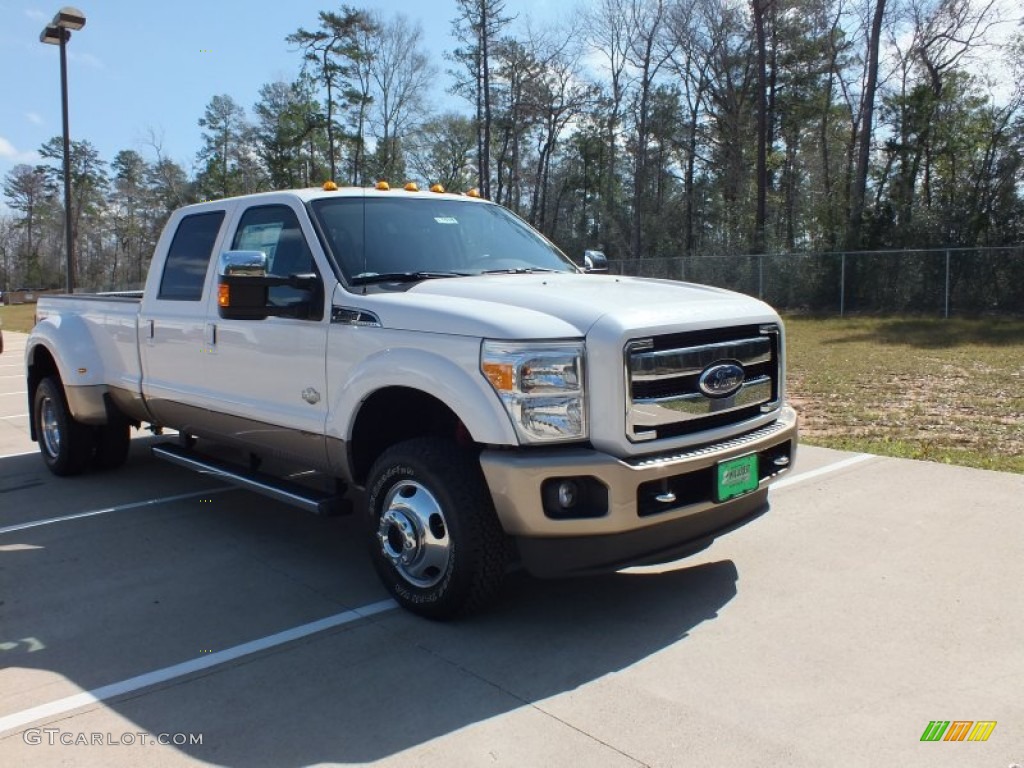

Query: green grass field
left=786, top=316, right=1024, bottom=474
left=0, top=303, right=37, bottom=333
left=4, top=304, right=1021, bottom=473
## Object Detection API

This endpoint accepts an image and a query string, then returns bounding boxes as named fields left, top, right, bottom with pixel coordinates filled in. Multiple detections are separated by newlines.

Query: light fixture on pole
left=39, top=6, right=86, bottom=294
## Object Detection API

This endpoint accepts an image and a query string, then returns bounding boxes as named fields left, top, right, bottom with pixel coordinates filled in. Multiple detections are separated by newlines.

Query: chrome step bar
left=152, top=443, right=345, bottom=516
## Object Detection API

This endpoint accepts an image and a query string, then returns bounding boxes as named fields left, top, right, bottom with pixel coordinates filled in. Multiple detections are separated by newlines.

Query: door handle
left=204, top=323, right=217, bottom=346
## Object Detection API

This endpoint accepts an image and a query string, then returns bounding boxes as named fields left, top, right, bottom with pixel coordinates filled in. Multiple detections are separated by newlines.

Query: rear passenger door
left=139, top=208, right=227, bottom=428
left=200, top=201, right=330, bottom=469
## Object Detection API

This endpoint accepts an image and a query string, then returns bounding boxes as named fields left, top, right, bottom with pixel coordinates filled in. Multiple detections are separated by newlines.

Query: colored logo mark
left=920, top=720, right=996, bottom=742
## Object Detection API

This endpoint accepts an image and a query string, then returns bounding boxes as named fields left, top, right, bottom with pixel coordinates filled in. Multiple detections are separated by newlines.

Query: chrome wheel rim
left=377, top=480, right=451, bottom=588
left=40, top=395, right=61, bottom=458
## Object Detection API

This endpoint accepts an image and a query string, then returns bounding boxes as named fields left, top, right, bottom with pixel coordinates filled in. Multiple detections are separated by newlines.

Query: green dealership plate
left=716, top=454, right=759, bottom=502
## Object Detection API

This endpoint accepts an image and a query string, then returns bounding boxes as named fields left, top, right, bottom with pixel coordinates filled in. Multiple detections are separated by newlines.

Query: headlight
left=481, top=341, right=587, bottom=443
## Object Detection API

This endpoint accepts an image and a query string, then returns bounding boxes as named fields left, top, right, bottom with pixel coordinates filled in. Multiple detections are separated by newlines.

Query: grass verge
left=0, top=304, right=38, bottom=334
left=785, top=315, right=1024, bottom=474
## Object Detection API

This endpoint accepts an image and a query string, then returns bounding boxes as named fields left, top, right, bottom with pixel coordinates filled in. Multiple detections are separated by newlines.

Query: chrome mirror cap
left=583, top=250, right=608, bottom=273
left=219, top=250, right=268, bottom=278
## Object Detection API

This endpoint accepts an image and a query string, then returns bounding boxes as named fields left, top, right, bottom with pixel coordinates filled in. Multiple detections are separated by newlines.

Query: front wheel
left=366, top=437, right=509, bottom=619
left=34, top=376, right=95, bottom=476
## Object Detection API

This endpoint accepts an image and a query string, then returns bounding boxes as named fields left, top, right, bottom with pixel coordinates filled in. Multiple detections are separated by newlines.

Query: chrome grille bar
left=630, top=338, right=771, bottom=382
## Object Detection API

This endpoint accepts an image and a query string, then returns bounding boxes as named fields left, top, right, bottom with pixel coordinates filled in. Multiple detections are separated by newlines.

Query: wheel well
left=26, top=345, right=60, bottom=442
left=349, top=387, right=469, bottom=486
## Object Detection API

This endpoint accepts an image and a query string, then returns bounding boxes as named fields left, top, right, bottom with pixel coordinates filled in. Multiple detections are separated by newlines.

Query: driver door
left=201, top=201, right=330, bottom=469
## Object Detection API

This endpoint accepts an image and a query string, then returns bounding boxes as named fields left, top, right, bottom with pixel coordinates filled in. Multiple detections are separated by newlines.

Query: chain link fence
left=607, top=246, right=1024, bottom=316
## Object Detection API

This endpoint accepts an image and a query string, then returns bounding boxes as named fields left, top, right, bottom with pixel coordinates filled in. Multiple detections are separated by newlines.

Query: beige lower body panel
left=144, top=397, right=334, bottom=473
left=62, top=384, right=150, bottom=426
left=108, top=385, right=153, bottom=423
left=479, top=406, right=798, bottom=538
left=64, top=384, right=110, bottom=424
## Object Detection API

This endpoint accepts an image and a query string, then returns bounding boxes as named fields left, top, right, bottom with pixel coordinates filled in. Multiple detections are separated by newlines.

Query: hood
left=353, top=273, right=776, bottom=339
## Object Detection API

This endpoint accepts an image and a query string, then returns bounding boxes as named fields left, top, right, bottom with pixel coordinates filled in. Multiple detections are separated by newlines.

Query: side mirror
left=218, top=251, right=271, bottom=320
left=217, top=250, right=321, bottom=320
left=583, top=250, right=608, bottom=273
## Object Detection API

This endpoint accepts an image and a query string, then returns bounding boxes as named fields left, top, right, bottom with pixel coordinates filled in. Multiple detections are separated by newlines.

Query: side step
left=152, top=443, right=345, bottom=515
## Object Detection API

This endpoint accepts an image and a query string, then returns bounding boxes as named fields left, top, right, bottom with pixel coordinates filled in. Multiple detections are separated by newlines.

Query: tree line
left=2, top=0, right=1022, bottom=296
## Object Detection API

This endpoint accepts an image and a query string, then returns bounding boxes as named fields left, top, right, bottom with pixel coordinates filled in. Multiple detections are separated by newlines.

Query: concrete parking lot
left=1, top=329, right=1022, bottom=767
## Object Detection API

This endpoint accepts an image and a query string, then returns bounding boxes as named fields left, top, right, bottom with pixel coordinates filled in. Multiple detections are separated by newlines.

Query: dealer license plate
left=715, top=454, right=759, bottom=502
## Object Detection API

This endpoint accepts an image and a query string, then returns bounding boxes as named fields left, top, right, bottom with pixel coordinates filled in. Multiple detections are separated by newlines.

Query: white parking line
left=0, top=449, right=37, bottom=459
left=0, top=488, right=234, bottom=535
left=0, top=599, right=397, bottom=734
left=0, top=391, right=27, bottom=396
left=771, top=453, right=874, bottom=490
left=0, top=413, right=28, bottom=420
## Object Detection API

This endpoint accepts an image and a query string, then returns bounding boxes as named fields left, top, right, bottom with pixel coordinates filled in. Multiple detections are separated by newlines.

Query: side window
left=231, top=205, right=322, bottom=318
left=158, top=211, right=225, bottom=301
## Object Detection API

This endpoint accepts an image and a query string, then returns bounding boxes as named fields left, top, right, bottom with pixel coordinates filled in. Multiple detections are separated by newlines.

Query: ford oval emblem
left=698, top=362, right=745, bottom=398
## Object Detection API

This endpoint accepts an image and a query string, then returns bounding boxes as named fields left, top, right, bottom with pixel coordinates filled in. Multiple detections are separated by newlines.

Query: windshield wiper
left=350, top=270, right=469, bottom=285
left=479, top=267, right=561, bottom=275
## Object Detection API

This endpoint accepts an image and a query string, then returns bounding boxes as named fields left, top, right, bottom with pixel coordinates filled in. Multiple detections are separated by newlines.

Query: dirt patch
left=785, top=316, right=1024, bottom=473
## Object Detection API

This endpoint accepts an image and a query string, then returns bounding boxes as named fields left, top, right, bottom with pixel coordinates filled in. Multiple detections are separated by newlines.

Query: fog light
left=541, top=476, right=609, bottom=520
left=557, top=480, right=579, bottom=509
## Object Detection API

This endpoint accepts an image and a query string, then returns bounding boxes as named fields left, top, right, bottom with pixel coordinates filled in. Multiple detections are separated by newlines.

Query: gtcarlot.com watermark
left=24, top=728, right=203, bottom=747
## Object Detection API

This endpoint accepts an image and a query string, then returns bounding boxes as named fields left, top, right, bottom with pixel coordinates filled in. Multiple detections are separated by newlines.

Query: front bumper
left=479, top=405, right=797, bottom=576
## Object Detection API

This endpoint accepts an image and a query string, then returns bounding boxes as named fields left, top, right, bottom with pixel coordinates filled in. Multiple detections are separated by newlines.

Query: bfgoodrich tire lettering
left=366, top=437, right=508, bottom=619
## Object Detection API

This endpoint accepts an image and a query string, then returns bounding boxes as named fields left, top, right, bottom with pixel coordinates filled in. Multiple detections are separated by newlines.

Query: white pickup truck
left=26, top=185, right=797, bottom=618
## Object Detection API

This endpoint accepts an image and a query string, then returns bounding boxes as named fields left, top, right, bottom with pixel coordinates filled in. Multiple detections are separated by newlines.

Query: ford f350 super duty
left=26, top=185, right=797, bottom=618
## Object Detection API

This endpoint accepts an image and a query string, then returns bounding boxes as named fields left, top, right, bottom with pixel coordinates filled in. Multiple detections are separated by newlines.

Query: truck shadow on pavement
left=117, top=561, right=740, bottom=766
left=1, top=443, right=740, bottom=765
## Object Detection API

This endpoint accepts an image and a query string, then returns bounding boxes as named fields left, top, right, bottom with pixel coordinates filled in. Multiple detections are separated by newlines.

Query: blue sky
left=0, top=0, right=565, bottom=194
left=4, top=0, right=1016, bottom=203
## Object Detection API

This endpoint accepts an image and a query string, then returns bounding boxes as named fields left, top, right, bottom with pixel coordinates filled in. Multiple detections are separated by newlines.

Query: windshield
left=310, top=197, right=578, bottom=283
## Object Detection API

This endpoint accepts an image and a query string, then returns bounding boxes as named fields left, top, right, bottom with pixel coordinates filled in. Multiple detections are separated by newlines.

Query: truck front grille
left=625, top=324, right=781, bottom=442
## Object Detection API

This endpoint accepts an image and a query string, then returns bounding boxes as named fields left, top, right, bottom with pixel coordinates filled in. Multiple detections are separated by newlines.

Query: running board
left=151, top=443, right=344, bottom=515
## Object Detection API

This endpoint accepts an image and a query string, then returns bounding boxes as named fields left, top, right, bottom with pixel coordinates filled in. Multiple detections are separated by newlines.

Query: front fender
left=328, top=345, right=518, bottom=448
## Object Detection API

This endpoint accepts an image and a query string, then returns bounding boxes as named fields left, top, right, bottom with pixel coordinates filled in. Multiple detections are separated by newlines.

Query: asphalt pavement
left=1, top=330, right=1021, bottom=767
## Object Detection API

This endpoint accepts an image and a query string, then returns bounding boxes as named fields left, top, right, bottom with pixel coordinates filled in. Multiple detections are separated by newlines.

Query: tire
left=34, top=376, right=95, bottom=476
left=366, top=437, right=509, bottom=620
left=93, top=415, right=131, bottom=470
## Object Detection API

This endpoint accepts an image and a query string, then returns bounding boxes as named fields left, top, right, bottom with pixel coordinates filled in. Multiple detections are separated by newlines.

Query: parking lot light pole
left=39, top=6, right=86, bottom=295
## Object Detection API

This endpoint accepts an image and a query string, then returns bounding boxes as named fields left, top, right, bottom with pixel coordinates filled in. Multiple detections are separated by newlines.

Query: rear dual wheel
left=34, top=376, right=130, bottom=476
left=35, top=376, right=93, bottom=476
left=93, top=413, right=131, bottom=470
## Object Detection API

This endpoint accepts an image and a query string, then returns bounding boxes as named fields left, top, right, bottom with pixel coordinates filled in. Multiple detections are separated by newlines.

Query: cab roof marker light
left=375, top=180, right=390, bottom=191
left=322, top=180, right=338, bottom=191
left=430, top=184, right=445, bottom=193
left=404, top=182, right=419, bottom=192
